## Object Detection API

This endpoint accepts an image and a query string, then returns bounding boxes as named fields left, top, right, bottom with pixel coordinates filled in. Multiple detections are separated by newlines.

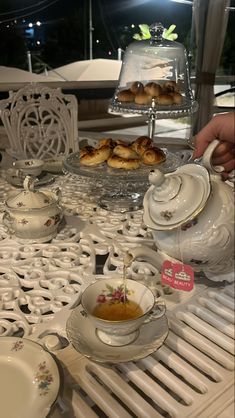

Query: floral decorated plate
left=66, top=305, right=169, bottom=364
left=0, top=337, right=60, bottom=418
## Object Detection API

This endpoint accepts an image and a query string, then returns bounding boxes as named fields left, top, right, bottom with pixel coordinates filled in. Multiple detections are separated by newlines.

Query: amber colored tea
left=92, top=300, right=143, bottom=321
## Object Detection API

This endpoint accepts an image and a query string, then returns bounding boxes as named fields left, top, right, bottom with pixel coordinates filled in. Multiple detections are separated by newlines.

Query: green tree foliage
left=133, top=24, right=178, bottom=41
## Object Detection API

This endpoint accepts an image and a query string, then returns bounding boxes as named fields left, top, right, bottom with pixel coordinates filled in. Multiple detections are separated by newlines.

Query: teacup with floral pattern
left=81, top=277, right=166, bottom=346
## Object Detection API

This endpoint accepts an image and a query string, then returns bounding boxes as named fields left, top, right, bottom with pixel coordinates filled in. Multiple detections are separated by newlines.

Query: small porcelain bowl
left=13, top=159, right=44, bottom=177
left=3, top=176, right=63, bottom=243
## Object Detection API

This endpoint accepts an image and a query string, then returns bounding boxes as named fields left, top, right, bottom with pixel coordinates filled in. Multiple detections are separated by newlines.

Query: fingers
left=193, top=133, right=214, bottom=159
left=221, top=158, right=235, bottom=173
left=212, top=150, right=235, bottom=165
left=212, top=141, right=234, bottom=158
left=193, top=136, right=235, bottom=174
left=193, top=115, right=223, bottom=158
left=210, top=142, right=235, bottom=174
left=193, top=112, right=235, bottom=159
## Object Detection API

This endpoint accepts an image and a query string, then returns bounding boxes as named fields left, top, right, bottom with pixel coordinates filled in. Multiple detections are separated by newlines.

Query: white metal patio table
left=0, top=170, right=234, bottom=418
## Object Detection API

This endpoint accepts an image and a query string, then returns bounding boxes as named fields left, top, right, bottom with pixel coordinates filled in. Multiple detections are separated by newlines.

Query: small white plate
left=0, top=337, right=60, bottom=418
left=6, top=170, right=56, bottom=187
left=66, top=306, right=169, bottom=363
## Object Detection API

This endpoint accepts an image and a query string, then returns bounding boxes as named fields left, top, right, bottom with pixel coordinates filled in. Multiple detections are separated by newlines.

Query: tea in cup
left=81, top=278, right=166, bottom=346
left=13, top=159, right=44, bottom=177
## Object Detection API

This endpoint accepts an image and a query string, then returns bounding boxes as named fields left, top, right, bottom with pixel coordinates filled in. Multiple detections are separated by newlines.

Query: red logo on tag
left=161, top=260, right=174, bottom=286
left=173, top=263, right=194, bottom=291
left=162, top=261, right=194, bottom=291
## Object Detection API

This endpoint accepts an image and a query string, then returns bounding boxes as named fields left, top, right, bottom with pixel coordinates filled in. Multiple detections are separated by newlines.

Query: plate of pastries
left=64, top=136, right=181, bottom=181
left=116, top=80, right=183, bottom=107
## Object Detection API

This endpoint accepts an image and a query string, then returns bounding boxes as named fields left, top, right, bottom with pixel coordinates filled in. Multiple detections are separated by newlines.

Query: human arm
left=193, top=112, right=235, bottom=175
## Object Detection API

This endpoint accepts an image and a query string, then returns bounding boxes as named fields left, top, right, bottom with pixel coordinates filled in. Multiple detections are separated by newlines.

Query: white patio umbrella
left=47, top=59, right=122, bottom=82
left=0, top=66, right=60, bottom=83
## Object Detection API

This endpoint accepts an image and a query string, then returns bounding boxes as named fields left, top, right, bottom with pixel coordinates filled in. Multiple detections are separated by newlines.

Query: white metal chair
left=0, top=83, right=79, bottom=159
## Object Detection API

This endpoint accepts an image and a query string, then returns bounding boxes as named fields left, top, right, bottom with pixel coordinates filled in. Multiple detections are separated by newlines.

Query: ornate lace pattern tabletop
left=0, top=173, right=162, bottom=338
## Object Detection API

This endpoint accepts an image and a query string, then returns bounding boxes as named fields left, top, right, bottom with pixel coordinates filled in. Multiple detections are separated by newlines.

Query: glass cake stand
left=109, top=98, right=197, bottom=139
left=108, top=22, right=198, bottom=139
left=63, top=148, right=182, bottom=213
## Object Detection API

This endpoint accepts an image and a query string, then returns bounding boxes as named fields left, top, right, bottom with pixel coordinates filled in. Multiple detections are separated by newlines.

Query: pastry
left=113, top=144, right=139, bottom=159
left=131, top=136, right=153, bottom=155
left=144, top=82, right=162, bottom=98
left=142, top=147, right=166, bottom=165
left=156, top=94, right=174, bottom=105
left=130, top=81, right=144, bottom=95
left=98, top=138, right=114, bottom=148
left=169, top=91, right=183, bottom=104
left=134, top=92, right=152, bottom=105
left=79, top=145, right=93, bottom=158
left=107, top=155, right=141, bottom=170
left=80, top=145, right=112, bottom=166
left=117, top=89, right=135, bottom=102
left=162, top=80, right=180, bottom=93
left=79, top=135, right=165, bottom=169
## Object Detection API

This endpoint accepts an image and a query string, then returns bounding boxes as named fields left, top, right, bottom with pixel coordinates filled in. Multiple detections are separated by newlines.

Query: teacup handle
left=201, top=139, right=225, bottom=175
left=144, top=300, right=166, bottom=324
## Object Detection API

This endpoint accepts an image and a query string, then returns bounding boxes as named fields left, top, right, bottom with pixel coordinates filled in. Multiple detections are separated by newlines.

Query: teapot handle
left=202, top=139, right=225, bottom=175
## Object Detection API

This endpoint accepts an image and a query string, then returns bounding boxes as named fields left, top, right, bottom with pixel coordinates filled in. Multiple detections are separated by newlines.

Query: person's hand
left=193, top=112, right=235, bottom=177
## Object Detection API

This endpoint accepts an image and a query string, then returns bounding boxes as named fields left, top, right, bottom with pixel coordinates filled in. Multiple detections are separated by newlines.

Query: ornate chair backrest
left=0, top=83, right=79, bottom=159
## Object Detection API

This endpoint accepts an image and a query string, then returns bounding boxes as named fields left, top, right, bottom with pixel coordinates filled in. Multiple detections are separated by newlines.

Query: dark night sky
left=1, top=0, right=234, bottom=68
left=0, top=0, right=194, bottom=52
left=0, top=0, right=192, bottom=29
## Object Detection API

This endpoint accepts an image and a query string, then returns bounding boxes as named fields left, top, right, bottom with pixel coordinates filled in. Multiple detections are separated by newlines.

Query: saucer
left=66, top=306, right=169, bottom=363
left=6, top=169, right=56, bottom=187
left=43, top=156, right=64, bottom=173
left=0, top=337, right=60, bottom=418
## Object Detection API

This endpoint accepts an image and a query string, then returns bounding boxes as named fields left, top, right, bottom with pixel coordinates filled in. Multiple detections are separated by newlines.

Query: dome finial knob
left=149, top=22, right=165, bottom=43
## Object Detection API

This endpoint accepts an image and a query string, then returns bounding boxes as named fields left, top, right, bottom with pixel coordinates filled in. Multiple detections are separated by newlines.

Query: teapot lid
left=143, top=164, right=211, bottom=230
left=6, top=176, right=54, bottom=209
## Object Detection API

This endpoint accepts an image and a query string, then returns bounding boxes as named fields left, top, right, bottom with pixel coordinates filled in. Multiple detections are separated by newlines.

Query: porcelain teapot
left=129, top=140, right=234, bottom=277
left=3, top=176, right=63, bottom=243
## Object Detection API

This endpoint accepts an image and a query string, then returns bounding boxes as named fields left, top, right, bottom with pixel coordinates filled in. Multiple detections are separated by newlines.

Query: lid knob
left=149, top=22, right=165, bottom=44
left=149, top=169, right=165, bottom=186
left=149, top=169, right=182, bottom=202
left=23, top=175, right=35, bottom=191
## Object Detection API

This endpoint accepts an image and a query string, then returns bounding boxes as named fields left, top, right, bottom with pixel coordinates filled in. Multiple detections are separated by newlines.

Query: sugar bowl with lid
left=3, top=176, right=63, bottom=242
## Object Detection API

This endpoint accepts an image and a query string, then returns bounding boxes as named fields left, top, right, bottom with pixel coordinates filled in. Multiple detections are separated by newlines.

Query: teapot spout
left=126, top=246, right=179, bottom=272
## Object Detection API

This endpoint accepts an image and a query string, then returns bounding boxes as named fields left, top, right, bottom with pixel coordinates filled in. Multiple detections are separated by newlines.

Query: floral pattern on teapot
left=181, top=218, right=198, bottom=231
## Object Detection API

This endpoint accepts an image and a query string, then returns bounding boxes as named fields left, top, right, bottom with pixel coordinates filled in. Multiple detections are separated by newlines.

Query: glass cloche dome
left=109, top=22, right=197, bottom=120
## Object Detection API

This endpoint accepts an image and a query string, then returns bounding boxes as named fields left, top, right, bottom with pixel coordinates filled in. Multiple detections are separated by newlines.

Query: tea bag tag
left=161, top=260, right=174, bottom=286
left=172, top=262, right=194, bottom=291
left=162, top=260, right=194, bottom=291
left=161, top=226, right=195, bottom=291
